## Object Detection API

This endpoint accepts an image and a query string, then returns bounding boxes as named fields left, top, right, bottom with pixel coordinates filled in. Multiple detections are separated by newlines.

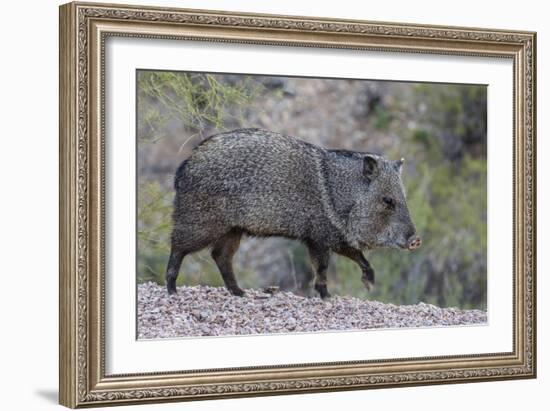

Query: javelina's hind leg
left=166, top=226, right=228, bottom=295
left=166, top=247, right=186, bottom=295
left=211, top=229, right=244, bottom=297
left=307, top=243, right=331, bottom=299
left=335, top=245, right=375, bottom=291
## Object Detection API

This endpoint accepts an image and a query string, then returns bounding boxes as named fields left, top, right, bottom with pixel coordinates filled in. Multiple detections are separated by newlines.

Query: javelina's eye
left=382, top=196, right=396, bottom=209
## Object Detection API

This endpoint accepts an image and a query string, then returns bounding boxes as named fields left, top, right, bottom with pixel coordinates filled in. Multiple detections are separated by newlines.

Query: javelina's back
left=173, top=128, right=328, bottom=240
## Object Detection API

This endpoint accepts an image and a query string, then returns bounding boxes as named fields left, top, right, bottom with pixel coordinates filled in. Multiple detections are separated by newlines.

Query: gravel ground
left=137, top=282, right=487, bottom=339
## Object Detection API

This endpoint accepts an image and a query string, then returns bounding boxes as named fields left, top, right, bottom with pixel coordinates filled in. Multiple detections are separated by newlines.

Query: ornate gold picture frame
left=59, top=1, right=536, bottom=408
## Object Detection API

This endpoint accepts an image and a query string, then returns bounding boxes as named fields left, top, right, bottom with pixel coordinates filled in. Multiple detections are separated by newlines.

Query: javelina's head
left=347, top=155, right=421, bottom=251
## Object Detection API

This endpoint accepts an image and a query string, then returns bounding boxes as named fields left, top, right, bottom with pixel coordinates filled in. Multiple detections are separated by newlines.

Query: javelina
left=166, top=128, right=421, bottom=298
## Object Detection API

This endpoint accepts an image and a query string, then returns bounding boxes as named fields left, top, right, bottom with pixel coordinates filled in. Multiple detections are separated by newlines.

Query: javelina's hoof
left=362, top=268, right=375, bottom=292
left=229, top=287, right=245, bottom=297
left=361, top=277, right=374, bottom=291
left=167, top=281, right=177, bottom=295
left=314, top=283, right=331, bottom=299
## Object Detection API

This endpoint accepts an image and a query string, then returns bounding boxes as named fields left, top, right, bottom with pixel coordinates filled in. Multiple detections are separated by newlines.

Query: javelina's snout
left=407, top=235, right=422, bottom=250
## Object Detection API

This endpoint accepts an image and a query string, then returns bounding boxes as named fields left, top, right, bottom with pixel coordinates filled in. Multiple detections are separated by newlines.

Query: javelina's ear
left=394, top=158, right=404, bottom=173
left=363, top=155, right=379, bottom=183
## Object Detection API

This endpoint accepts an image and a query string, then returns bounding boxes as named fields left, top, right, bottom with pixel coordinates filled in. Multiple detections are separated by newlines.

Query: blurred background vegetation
left=137, top=70, right=487, bottom=310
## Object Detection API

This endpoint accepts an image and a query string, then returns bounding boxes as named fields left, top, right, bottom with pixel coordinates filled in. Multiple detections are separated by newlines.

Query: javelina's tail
left=174, top=160, right=188, bottom=190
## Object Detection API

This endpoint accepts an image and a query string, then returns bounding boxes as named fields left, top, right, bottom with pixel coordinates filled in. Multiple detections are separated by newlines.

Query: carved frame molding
left=59, top=2, right=536, bottom=407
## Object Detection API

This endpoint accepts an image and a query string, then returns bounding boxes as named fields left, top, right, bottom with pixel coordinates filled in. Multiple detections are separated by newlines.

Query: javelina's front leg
left=335, top=245, right=375, bottom=291
left=307, top=243, right=331, bottom=299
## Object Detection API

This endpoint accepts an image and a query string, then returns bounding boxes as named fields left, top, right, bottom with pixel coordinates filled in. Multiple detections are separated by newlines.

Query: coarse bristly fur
left=166, top=128, right=421, bottom=299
